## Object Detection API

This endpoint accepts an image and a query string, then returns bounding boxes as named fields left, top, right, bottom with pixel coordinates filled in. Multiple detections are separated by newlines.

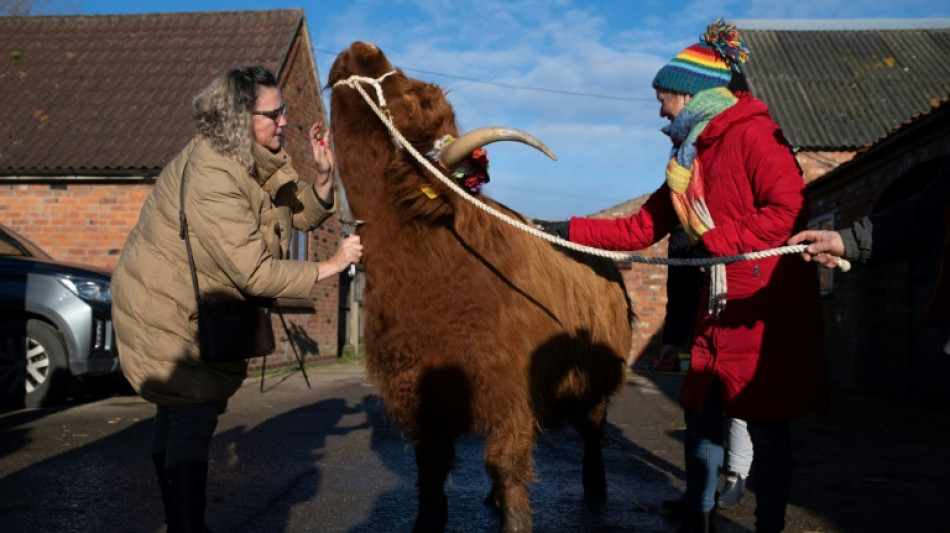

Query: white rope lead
left=332, top=73, right=852, bottom=273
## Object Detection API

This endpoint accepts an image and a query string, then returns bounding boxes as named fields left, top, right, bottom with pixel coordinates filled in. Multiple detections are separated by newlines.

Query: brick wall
left=618, top=241, right=671, bottom=367
left=1, top=183, right=150, bottom=269
left=796, top=150, right=855, bottom=183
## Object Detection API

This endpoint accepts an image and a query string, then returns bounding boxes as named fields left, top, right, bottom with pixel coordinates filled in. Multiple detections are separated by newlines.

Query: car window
left=0, top=225, right=54, bottom=259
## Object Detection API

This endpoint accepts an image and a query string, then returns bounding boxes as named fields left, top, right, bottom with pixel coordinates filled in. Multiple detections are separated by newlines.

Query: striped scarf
left=662, top=87, right=738, bottom=315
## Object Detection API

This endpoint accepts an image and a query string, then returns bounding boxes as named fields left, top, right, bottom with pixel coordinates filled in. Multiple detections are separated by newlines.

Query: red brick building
left=0, top=10, right=347, bottom=372
left=804, top=105, right=950, bottom=395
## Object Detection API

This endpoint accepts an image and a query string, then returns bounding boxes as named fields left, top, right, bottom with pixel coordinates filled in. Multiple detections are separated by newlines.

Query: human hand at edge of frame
left=788, top=229, right=847, bottom=270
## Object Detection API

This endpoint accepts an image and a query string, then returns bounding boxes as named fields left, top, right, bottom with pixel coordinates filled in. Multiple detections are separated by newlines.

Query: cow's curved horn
left=439, top=126, right=557, bottom=170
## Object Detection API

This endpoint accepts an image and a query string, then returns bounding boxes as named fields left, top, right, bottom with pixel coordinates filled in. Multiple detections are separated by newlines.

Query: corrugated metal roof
left=741, top=27, right=950, bottom=150
left=0, top=10, right=304, bottom=174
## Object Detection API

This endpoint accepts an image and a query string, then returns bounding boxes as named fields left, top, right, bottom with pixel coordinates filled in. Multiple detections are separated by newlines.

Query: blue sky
left=75, top=1, right=950, bottom=219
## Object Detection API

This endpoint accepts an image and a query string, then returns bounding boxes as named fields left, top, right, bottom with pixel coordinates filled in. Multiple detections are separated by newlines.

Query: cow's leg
left=575, top=400, right=608, bottom=500
left=483, top=426, right=535, bottom=532
left=412, top=432, right=454, bottom=533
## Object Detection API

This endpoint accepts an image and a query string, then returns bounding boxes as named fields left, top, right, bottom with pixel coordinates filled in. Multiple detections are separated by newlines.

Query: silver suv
left=0, top=224, right=119, bottom=408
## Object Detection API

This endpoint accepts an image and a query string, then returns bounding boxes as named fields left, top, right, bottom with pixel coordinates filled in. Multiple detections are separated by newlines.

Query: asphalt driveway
left=1, top=362, right=948, bottom=532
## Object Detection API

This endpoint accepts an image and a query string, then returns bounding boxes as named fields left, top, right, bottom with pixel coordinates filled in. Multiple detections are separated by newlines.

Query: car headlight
left=55, top=275, right=112, bottom=304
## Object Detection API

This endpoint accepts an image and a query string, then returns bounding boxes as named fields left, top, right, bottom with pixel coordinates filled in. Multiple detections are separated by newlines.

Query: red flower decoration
left=452, top=148, right=490, bottom=194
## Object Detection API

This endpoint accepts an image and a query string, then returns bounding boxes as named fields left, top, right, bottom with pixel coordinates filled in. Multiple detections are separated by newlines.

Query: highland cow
left=328, top=41, right=633, bottom=533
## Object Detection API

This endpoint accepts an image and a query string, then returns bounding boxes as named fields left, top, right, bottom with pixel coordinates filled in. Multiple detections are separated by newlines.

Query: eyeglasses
left=252, top=103, right=287, bottom=122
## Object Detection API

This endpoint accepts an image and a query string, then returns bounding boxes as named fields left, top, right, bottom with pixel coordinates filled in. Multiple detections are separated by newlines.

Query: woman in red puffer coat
left=570, top=91, right=828, bottom=424
left=540, top=19, right=827, bottom=533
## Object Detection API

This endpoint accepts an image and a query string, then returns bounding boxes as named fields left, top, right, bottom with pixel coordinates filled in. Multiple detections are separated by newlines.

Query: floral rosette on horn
left=427, top=135, right=491, bottom=194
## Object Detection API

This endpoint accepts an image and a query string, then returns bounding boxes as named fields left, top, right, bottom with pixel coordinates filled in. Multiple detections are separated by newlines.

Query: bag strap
left=178, top=143, right=202, bottom=306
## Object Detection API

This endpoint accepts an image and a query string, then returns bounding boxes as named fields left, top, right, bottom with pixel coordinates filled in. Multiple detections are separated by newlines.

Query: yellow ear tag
left=421, top=186, right=439, bottom=199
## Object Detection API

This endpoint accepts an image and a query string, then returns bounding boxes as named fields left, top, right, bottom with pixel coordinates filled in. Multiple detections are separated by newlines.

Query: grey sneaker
left=716, top=471, right=746, bottom=509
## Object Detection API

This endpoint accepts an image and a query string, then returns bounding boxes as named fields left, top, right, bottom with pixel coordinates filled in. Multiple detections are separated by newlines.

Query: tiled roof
left=0, top=10, right=305, bottom=175
left=741, top=25, right=950, bottom=150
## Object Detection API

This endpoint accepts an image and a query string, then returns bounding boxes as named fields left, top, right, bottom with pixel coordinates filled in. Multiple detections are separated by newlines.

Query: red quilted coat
left=571, top=93, right=828, bottom=422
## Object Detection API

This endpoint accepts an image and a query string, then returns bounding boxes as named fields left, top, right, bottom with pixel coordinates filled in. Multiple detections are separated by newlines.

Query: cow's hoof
left=413, top=493, right=448, bottom=533
left=582, top=466, right=607, bottom=501
left=583, top=483, right=608, bottom=502
left=412, top=510, right=447, bottom=533
left=500, top=508, right=533, bottom=533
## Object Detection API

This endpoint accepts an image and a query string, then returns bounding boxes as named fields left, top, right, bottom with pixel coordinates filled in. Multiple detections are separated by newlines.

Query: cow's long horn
left=439, top=126, right=557, bottom=170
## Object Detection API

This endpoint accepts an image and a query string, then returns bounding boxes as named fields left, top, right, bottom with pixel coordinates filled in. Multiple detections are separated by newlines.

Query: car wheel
left=0, top=320, right=70, bottom=408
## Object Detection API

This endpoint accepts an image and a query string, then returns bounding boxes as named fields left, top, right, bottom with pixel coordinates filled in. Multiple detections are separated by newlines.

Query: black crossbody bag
left=178, top=148, right=276, bottom=362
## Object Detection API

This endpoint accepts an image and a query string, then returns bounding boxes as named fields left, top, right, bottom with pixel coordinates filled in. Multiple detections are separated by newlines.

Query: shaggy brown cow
left=328, top=42, right=633, bottom=533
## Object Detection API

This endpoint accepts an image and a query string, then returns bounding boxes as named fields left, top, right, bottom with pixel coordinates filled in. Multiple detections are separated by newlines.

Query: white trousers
left=723, top=417, right=753, bottom=476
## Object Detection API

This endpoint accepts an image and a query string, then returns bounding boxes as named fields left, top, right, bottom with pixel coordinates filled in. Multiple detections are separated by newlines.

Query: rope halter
left=332, top=70, right=400, bottom=147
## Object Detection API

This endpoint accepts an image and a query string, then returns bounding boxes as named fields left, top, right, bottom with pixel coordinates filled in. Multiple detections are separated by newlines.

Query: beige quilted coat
left=112, top=136, right=335, bottom=409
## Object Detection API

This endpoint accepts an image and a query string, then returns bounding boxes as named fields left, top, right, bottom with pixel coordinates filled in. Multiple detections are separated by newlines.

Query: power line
left=313, top=47, right=653, bottom=102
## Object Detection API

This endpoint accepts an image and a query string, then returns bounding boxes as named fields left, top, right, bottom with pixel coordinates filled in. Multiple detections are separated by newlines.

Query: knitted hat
left=652, top=18, right=750, bottom=95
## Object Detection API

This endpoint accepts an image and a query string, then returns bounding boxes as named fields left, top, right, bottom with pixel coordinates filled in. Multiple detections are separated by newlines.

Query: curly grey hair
left=193, top=66, right=278, bottom=173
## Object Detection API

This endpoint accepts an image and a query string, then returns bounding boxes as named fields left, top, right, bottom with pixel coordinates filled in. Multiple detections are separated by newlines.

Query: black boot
left=662, top=494, right=689, bottom=516
left=677, top=510, right=715, bottom=533
left=151, top=453, right=172, bottom=525
left=166, top=461, right=212, bottom=533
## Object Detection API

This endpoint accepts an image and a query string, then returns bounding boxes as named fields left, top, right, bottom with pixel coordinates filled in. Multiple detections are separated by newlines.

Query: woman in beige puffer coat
left=111, top=66, right=362, bottom=532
